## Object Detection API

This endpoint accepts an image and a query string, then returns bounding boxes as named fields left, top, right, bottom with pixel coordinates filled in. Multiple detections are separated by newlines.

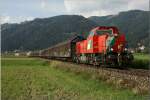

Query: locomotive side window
left=96, top=30, right=113, bottom=35
left=89, top=31, right=94, bottom=37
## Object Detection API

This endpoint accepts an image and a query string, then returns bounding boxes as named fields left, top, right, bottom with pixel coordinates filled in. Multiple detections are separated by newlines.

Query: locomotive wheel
left=74, top=56, right=80, bottom=64
left=117, top=54, right=122, bottom=67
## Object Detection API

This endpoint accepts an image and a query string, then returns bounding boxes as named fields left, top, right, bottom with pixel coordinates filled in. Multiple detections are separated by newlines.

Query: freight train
left=32, top=26, right=133, bottom=66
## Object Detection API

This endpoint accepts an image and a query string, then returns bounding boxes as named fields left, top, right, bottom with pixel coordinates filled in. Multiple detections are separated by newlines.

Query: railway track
left=61, top=60, right=150, bottom=77
left=39, top=56, right=150, bottom=77
left=101, top=67, right=150, bottom=77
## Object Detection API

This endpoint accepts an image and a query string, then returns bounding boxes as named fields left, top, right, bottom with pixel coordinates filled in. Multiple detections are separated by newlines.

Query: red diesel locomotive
left=37, top=26, right=133, bottom=66
left=74, top=26, right=133, bottom=66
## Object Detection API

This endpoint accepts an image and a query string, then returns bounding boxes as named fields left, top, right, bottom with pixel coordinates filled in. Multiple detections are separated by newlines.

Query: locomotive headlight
left=110, top=48, right=113, bottom=51
left=124, top=48, right=127, bottom=51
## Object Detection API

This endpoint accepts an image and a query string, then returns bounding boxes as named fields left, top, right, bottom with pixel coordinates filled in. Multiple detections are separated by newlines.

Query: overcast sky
left=0, top=0, right=149, bottom=24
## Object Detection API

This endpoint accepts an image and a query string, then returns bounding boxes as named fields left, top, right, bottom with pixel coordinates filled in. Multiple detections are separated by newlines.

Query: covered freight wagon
left=40, top=35, right=84, bottom=59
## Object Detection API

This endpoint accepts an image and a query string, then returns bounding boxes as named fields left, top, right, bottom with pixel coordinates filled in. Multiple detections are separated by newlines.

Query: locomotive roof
left=91, top=26, right=119, bottom=35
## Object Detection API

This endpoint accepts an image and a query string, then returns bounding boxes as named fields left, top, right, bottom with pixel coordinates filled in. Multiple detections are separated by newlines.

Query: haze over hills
left=1, top=10, right=149, bottom=52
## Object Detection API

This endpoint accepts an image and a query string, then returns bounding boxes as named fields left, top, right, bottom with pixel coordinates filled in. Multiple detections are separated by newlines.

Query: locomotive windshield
left=96, top=30, right=113, bottom=35
left=89, top=31, right=94, bottom=37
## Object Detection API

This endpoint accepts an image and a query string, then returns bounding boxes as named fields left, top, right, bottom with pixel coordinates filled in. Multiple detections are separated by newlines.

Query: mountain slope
left=2, top=15, right=98, bottom=51
left=88, top=10, right=149, bottom=47
left=2, top=10, right=149, bottom=51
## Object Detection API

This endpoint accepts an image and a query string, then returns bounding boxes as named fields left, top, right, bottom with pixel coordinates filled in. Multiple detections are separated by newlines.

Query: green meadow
left=1, top=57, right=149, bottom=100
left=131, top=53, right=149, bottom=69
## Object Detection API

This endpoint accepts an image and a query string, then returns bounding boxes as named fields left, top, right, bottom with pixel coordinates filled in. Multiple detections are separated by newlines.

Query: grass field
left=1, top=57, right=149, bottom=100
left=131, top=53, right=149, bottom=69
left=134, top=53, right=149, bottom=61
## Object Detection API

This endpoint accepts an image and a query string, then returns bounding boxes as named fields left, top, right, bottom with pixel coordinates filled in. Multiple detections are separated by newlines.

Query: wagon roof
left=42, top=35, right=84, bottom=51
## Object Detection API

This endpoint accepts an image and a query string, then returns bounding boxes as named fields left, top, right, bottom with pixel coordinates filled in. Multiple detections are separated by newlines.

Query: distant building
left=139, top=45, right=145, bottom=51
left=136, top=44, right=146, bottom=53
left=128, top=48, right=135, bottom=53
left=4, top=51, right=8, bottom=54
left=26, top=51, right=31, bottom=56
left=14, top=50, right=20, bottom=53
left=15, top=53, right=20, bottom=56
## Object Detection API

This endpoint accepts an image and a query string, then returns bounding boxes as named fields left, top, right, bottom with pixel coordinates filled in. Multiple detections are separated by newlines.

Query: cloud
left=0, top=16, right=10, bottom=24
left=1, top=0, right=148, bottom=24
left=41, top=0, right=46, bottom=9
left=39, top=0, right=66, bottom=13
left=0, top=0, right=66, bottom=23
left=64, top=0, right=149, bottom=17
left=128, top=0, right=149, bottom=10
left=0, top=15, right=34, bottom=24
